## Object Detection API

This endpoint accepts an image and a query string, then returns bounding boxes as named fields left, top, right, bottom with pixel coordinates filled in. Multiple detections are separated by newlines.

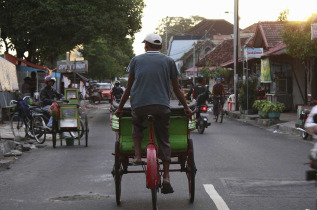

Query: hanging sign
left=244, top=48, right=263, bottom=59
left=260, top=58, right=272, bottom=83
left=57, top=60, right=88, bottom=73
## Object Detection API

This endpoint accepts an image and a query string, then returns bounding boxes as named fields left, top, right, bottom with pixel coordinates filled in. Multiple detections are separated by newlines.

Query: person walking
left=115, top=33, right=192, bottom=194
left=21, top=77, right=31, bottom=97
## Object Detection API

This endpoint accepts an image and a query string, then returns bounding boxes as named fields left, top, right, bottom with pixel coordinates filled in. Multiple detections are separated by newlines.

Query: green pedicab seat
left=111, top=100, right=196, bottom=155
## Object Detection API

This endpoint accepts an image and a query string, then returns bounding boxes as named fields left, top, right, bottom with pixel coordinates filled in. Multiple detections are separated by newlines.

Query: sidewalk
left=227, top=110, right=306, bottom=137
left=0, top=100, right=91, bottom=169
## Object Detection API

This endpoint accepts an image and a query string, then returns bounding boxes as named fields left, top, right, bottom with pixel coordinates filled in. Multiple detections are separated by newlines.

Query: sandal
left=161, top=182, right=174, bottom=194
left=131, top=158, right=145, bottom=165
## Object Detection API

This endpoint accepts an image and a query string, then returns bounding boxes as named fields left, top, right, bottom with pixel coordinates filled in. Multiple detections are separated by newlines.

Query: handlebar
left=9, top=100, right=18, bottom=105
left=23, top=96, right=32, bottom=101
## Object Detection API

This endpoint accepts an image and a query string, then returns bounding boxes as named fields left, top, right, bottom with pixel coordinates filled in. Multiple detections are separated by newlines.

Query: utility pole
left=165, top=16, right=169, bottom=53
left=193, top=43, right=196, bottom=85
left=234, top=0, right=240, bottom=111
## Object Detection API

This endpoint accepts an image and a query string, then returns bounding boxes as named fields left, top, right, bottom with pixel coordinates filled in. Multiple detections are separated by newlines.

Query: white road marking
left=204, top=184, right=230, bottom=210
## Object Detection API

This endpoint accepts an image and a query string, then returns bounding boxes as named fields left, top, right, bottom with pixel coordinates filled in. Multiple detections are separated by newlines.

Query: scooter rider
left=112, top=81, right=124, bottom=102
left=186, top=77, right=209, bottom=120
left=305, top=105, right=317, bottom=160
left=186, top=77, right=207, bottom=103
left=40, top=76, right=63, bottom=129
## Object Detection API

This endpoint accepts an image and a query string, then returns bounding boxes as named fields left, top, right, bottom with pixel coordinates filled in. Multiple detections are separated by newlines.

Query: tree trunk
left=303, top=58, right=315, bottom=105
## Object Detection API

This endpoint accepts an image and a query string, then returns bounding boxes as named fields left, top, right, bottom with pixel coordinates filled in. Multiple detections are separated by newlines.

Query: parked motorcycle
left=305, top=114, right=317, bottom=181
left=296, top=109, right=311, bottom=139
left=87, top=85, right=102, bottom=104
left=295, top=94, right=317, bottom=139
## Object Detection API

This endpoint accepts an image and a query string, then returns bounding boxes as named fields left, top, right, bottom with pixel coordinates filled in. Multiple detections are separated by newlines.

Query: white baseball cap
left=142, top=33, right=162, bottom=45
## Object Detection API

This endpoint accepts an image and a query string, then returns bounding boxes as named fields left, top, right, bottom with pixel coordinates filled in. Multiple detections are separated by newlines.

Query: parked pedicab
left=110, top=100, right=196, bottom=209
left=31, top=88, right=89, bottom=148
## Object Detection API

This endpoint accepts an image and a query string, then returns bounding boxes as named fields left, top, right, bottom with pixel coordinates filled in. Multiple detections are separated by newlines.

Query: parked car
left=97, top=83, right=113, bottom=102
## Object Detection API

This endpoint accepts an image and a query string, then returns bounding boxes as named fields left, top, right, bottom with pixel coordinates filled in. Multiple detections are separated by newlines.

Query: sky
left=133, top=0, right=317, bottom=55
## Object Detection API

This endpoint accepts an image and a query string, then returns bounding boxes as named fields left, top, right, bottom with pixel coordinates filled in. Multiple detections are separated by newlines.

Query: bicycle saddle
left=147, top=115, right=154, bottom=121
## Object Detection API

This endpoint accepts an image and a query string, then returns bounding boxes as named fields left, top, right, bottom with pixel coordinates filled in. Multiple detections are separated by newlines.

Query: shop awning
left=0, top=57, right=19, bottom=91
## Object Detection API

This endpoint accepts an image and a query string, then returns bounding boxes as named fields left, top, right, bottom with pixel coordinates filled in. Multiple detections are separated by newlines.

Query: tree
left=282, top=14, right=317, bottom=102
left=277, top=9, right=289, bottom=22
left=155, top=16, right=205, bottom=54
left=200, top=61, right=231, bottom=82
left=81, top=37, right=134, bottom=80
left=0, top=0, right=145, bottom=68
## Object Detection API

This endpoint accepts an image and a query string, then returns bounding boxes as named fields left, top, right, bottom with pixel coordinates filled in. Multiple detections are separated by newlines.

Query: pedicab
left=110, top=100, right=196, bottom=210
left=48, top=88, right=88, bottom=148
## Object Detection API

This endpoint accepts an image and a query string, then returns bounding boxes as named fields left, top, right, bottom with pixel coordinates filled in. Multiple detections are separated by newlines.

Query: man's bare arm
left=171, top=78, right=192, bottom=116
left=115, top=74, right=134, bottom=115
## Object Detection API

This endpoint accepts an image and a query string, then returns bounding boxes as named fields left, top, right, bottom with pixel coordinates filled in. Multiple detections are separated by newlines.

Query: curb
left=227, top=111, right=304, bottom=137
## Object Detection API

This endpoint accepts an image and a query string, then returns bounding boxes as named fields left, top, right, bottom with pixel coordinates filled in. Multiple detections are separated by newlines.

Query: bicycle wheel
left=52, top=119, right=58, bottom=148
left=220, top=106, right=224, bottom=124
left=10, top=112, right=26, bottom=138
left=31, top=116, right=46, bottom=144
left=69, top=120, right=84, bottom=139
left=151, top=189, right=158, bottom=210
left=196, top=118, right=205, bottom=134
left=146, top=144, right=159, bottom=189
left=301, top=131, right=309, bottom=140
left=113, top=141, right=122, bottom=205
left=147, top=144, right=159, bottom=210
left=85, top=113, right=88, bottom=147
left=187, top=139, right=196, bottom=203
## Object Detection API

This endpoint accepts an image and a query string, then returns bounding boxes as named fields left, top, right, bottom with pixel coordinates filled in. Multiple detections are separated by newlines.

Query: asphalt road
left=0, top=103, right=316, bottom=210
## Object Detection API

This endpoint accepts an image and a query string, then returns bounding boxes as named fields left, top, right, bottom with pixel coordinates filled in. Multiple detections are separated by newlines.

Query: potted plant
left=252, top=100, right=269, bottom=118
left=262, top=101, right=286, bottom=119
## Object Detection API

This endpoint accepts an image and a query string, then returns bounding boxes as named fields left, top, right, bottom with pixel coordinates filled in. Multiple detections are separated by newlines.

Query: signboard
left=57, top=60, right=88, bottom=73
left=311, top=23, right=317, bottom=40
left=244, top=48, right=263, bottom=59
left=260, top=58, right=272, bottom=83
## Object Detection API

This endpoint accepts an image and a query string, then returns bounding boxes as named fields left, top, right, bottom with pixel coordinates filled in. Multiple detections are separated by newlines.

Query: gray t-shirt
left=127, top=51, right=179, bottom=109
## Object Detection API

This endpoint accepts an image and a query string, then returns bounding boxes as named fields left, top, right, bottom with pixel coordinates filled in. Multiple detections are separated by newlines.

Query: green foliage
left=262, top=101, right=286, bottom=113
left=0, top=0, right=145, bottom=68
left=238, top=77, right=258, bottom=110
left=277, top=9, right=289, bottom=22
left=200, top=62, right=231, bottom=81
left=155, top=16, right=205, bottom=54
left=252, top=100, right=269, bottom=111
left=81, top=37, right=134, bottom=80
left=281, top=13, right=317, bottom=100
left=282, top=15, right=317, bottom=60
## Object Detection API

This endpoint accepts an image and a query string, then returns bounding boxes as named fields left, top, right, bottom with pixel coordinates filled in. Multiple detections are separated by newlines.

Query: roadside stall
left=0, top=57, right=19, bottom=122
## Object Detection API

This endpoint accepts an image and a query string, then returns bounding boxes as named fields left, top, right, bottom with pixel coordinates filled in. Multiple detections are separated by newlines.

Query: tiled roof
left=242, top=23, right=257, bottom=33
left=197, top=37, right=250, bottom=67
left=263, top=42, right=286, bottom=56
left=186, top=19, right=234, bottom=37
left=251, top=21, right=286, bottom=49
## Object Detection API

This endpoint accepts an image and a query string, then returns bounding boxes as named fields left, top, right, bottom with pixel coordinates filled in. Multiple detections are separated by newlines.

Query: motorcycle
left=295, top=94, right=317, bottom=139
left=305, top=114, right=317, bottom=181
left=296, top=109, right=311, bottom=139
left=195, top=104, right=211, bottom=134
left=195, top=88, right=212, bottom=134
left=87, top=85, right=102, bottom=104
